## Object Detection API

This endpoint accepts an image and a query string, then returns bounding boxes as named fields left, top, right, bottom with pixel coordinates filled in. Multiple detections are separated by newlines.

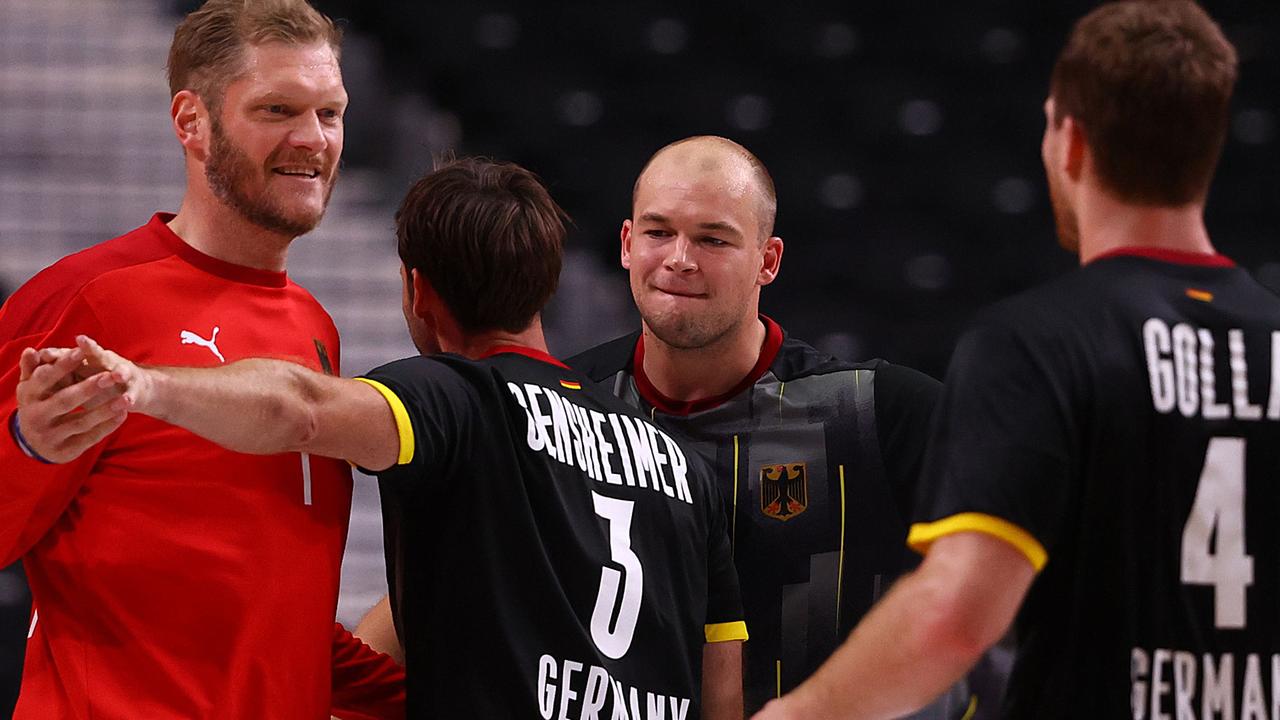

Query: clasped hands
left=13, top=336, right=147, bottom=463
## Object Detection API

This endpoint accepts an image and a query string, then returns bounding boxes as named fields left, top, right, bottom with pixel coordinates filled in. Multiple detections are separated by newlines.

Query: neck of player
left=642, top=315, right=767, bottom=402
left=167, top=191, right=294, bottom=273
left=448, top=316, right=550, bottom=359
left=1077, top=185, right=1215, bottom=265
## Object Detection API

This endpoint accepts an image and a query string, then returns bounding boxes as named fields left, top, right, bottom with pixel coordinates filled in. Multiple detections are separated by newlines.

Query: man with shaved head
left=568, top=135, right=972, bottom=717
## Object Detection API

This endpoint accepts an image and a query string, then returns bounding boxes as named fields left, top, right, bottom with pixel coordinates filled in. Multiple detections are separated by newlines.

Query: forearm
left=77, top=335, right=399, bottom=469
left=701, top=640, right=743, bottom=720
left=786, top=572, right=984, bottom=719
left=770, top=533, right=1032, bottom=719
left=142, top=359, right=323, bottom=456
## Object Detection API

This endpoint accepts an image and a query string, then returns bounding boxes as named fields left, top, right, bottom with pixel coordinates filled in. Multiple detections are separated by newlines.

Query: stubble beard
left=640, top=300, right=742, bottom=352
left=205, top=116, right=337, bottom=238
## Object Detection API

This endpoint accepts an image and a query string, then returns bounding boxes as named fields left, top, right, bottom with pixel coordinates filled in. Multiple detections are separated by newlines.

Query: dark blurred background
left=306, top=0, right=1280, bottom=374
left=1, top=0, right=1276, bottom=714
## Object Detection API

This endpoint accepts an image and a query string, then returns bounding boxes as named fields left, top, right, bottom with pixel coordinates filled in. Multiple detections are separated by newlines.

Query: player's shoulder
left=375, top=350, right=586, bottom=400
left=491, top=349, right=639, bottom=414
left=773, top=330, right=940, bottom=412
left=958, top=265, right=1122, bottom=349
left=566, top=332, right=639, bottom=382
left=972, top=255, right=1277, bottom=340
left=367, top=353, right=480, bottom=387
left=770, top=331, right=878, bottom=381
left=363, top=353, right=498, bottom=419
left=984, top=269, right=1093, bottom=324
left=281, top=278, right=339, bottom=335
left=0, top=218, right=172, bottom=340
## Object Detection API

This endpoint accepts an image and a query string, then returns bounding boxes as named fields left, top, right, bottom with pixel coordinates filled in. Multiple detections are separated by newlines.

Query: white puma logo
left=180, top=326, right=225, bottom=363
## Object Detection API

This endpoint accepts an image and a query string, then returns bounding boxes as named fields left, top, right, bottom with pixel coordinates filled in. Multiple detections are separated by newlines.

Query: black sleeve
left=359, top=356, right=480, bottom=483
left=909, top=317, right=1076, bottom=570
left=872, top=362, right=943, bottom=520
left=701, top=456, right=747, bottom=639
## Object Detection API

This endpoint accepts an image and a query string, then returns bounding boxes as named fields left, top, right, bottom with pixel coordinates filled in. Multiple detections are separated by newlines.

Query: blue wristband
left=9, top=410, right=54, bottom=464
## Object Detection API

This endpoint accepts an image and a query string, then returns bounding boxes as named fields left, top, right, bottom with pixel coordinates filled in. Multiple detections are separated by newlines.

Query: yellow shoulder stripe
left=907, top=512, right=1048, bottom=572
left=354, top=378, right=415, bottom=466
left=705, top=620, right=749, bottom=643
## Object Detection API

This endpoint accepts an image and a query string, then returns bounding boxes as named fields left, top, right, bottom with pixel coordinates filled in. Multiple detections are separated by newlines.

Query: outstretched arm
left=753, top=532, right=1034, bottom=720
left=78, top=335, right=401, bottom=471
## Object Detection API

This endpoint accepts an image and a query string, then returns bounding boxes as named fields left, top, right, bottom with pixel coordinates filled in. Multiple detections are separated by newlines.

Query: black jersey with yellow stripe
left=569, top=317, right=964, bottom=716
left=360, top=346, right=745, bottom=718
left=913, top=249, right=1280, bottom=718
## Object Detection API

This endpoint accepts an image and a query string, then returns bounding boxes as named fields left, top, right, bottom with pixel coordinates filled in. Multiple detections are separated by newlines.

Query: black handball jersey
left=910, top=248, right=1280, bottom=718
left=360, top=346, right=745, bottom=718
left=570, top=318, right=963, bottom=716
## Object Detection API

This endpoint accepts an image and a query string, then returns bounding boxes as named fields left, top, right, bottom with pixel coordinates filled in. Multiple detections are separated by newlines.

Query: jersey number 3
left=590, top=492, right=645, bottom=659
left=1180, top=437, right=1254, bottom=629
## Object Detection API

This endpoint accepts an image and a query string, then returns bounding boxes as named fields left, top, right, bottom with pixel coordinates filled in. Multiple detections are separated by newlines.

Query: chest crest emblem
left=760, top=462, right=808, bottom=521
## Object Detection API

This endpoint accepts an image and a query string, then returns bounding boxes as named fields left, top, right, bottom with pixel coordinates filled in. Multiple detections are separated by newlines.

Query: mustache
left=268, top=152, right=330, bottom=173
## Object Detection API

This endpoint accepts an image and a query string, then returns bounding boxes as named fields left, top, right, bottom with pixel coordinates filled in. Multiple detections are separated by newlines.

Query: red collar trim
left=1090, top=246, right=1235, bottom=268
left=633, top=315, right=784, bottom=416
left=480, top=344, right=569, bottom=369
left=148, top=213, right=290, bottom=288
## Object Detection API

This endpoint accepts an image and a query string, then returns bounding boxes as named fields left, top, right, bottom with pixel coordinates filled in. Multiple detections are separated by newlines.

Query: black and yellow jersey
left=571, top=317, right=955, bottom=715
left=912, top=248, right=1280, bottom=718
left=360, top=346, right=745, bottom=718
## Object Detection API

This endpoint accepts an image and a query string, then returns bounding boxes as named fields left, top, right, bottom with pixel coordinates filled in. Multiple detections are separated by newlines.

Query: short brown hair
left=167, top=0, right=342, bottom=108
left=396, top=158, right=568, bottom=334
left=1050, top=0, right=1237, bottom=205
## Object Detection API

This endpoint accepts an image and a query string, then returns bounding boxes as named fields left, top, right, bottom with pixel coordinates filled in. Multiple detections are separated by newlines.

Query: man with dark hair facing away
left=354, top=135, right=974, bottom=717
left=0, top=1, right=401, bottom=717
left=51, top=157, right=749, bottom=719
left=755, top=2, right=1271, bottom=718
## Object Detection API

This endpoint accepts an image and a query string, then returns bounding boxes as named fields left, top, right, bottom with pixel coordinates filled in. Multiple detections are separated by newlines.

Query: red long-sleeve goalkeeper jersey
left=0, top=214, right=401, bottom=719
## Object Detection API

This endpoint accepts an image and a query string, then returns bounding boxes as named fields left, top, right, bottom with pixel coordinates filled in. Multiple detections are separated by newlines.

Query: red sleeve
left=0, top=293, right=110, bottom=566
left=330, top=622, right=406, bottom=720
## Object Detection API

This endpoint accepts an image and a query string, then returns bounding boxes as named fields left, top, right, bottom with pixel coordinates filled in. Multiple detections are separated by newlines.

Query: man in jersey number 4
left=756, top=2, right=1272, bottom=718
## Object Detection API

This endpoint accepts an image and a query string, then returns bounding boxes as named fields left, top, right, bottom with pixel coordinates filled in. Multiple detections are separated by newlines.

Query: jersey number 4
left=590, top=492, right=645, bottom=659
left=1180, top=437, right=1255, bottom=629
